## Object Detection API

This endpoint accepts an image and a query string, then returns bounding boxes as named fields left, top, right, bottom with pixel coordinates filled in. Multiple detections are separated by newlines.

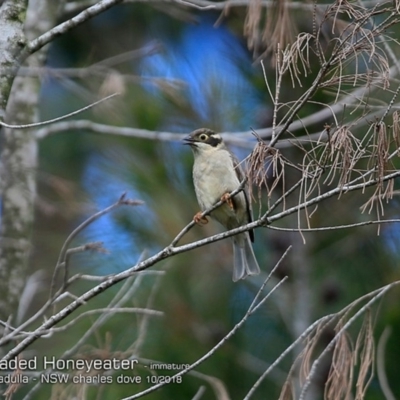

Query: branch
left=266, top=219, right=400, bottom=232
left=10, top=41, right=162, bottom=79
left=34, top=119, right=328, bottom=150
left=25, top=0, right=125, bottom=57
left=3, top=159, right=399, bottom=359
left=35, top=119, right=185, bottom=141
left=266, top=169, right=400, bottom=225
left=164, top=167, right=400, bottom=255
left=0, top=93, right=119, bottom=129
left=64, top=0, right=371, bottom=14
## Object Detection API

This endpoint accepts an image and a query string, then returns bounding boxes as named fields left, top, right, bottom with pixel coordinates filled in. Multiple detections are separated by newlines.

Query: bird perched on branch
left=184, top=128, right=260, bottom=281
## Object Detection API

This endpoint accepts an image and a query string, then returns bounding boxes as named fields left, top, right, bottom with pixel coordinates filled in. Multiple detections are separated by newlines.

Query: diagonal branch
left=24, top=0, right=124, bottom=57
left=3, top=163, right=400, bottom=360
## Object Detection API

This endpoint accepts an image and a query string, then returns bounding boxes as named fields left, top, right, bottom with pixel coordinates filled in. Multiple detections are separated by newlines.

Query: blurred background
left=4, top=1, right=400, bottom=399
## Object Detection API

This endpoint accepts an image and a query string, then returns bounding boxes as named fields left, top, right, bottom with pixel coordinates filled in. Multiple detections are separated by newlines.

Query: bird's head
left=183, top=128, right=224, bottom=153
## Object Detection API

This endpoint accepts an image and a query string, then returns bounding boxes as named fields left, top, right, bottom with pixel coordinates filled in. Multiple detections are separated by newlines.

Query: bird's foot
left=221, top=192, right=234, bottom=210
left=193, top=212, right=208, bottom=225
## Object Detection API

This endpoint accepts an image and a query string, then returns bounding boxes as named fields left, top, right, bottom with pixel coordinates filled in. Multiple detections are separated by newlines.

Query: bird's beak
left=183, top=135, right=196, bottom=146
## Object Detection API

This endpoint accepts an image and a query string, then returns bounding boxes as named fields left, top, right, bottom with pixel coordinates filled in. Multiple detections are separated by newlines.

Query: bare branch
left=64, top=0, right=377, bottom=15
left=0, top=93, right=119, bottom=129
left=266, top=218, right=400, bottom=232
left=25, top=0, right=125, bottom=57
left=34, top=119, right=318, bottom=150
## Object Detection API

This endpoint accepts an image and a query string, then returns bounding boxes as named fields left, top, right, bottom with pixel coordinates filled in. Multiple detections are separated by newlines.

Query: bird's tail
left=232, top=233, right=260, bottom=282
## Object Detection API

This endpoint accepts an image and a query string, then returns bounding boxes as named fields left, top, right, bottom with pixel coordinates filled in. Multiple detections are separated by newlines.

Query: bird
left=183, top=128, right=260, bottom=282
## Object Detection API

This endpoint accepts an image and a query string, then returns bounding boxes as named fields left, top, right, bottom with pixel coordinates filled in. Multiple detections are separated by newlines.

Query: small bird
left=184, top=128, right=260, bottom=281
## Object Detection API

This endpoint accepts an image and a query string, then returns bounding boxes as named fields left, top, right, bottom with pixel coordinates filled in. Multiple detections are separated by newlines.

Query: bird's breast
left=193, top=151, right=237, bottom=209
left=192, top=150, right=248, bottom=231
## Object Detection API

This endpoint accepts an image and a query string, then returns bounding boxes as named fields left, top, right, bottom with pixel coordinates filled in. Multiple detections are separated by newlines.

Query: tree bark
left=0, top=0, right=28, bottom=119
left=0, top=0, right=63, bottom=320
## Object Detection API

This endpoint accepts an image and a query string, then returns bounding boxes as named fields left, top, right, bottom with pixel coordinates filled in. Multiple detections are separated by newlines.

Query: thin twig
left=0, top=93, right=119, bottom=129
left=266, top=218, right=400, bottom=232
left=26, top=0, right=125, bottom=56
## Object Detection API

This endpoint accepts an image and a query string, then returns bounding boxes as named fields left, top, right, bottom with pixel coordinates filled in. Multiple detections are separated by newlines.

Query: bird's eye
left=199, top=134, right=208, bottom=141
